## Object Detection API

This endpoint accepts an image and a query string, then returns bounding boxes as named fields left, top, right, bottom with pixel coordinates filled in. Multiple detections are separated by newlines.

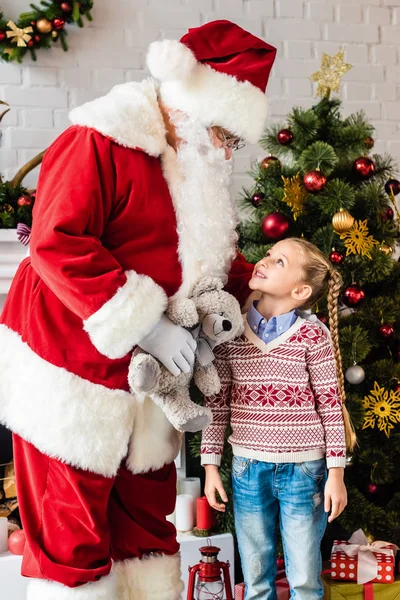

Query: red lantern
left=379, top=324, right=395, bottom=340
left=353, top=157, right=375, bottom=179
left=303, top=170, right=326, bottom=193
left=261, top=212, right=290, bottom=241
left=53, top=18, right=66, bottom=30
left=187, top=544, right=233, bottom=600
left=277, top=129, right=294, bottom=145
left=329, top=250, right=344, bottom=265
left=343, top=285, right=365, bottom=308
left=8, top=529, right=26, bottom=555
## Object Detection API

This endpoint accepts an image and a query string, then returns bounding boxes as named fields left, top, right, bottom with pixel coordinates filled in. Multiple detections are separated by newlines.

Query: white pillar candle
left=178, top=477, right=201, bottom=519
left=175, top=494, right=194, bottom=533
left=0, top=518, right=8, bottom=553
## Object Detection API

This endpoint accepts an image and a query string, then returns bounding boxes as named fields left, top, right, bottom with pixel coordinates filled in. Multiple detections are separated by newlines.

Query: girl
left=201, top=237, right=355, bottom=600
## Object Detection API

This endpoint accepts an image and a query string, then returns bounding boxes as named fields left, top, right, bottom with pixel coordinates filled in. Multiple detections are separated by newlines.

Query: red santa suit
left=0, top=20, right=275, bottom=600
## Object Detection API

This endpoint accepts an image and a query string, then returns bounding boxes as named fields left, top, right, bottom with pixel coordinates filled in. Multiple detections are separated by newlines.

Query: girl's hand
left=204, top=464, right=228, bottom=512
left=324, top=467, right=347, bottom=523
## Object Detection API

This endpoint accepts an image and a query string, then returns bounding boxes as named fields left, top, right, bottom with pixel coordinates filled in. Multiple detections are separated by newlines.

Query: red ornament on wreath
left=261, top=156, right=280, bottom=170
left=379, top=324, right=395, bottom=340
left=381, top=207, right=394, bottom=222
left=303, top=170, right=327, bottom=193
left=0, top=31, right=6, bottom=42
left=53, top=18, right=66, bottom=30
left=8, top=529, right=26, bottom=555
left=61, top=2, right=73, bottom=12
left=343, top=284, right=365, bottom=308
left=384, top=179, right=400, bottom=197
left=329, top=249, right=344, bottom=265
left=353, top=157, right=375, bottom=179
left=277, top=129, right=294, bottom=146
left=261, top=212, right=290, bottom=241
left=17, top=195, right=32, bottom=207
left=251, top=192, right=264, bottom=207
left=364, top=136, right=375, bottom=150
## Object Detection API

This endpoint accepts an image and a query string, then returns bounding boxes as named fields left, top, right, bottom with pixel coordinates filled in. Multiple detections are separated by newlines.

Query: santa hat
left=146, top=20, right=277, bottom=144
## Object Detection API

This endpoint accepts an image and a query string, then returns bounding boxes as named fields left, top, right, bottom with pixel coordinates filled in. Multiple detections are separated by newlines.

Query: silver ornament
left=345, top=363, right=365, bottom=385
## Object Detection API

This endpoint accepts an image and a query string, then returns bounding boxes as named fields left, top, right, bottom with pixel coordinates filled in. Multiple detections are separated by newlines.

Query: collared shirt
left=246, top=301, right=297, bottom=343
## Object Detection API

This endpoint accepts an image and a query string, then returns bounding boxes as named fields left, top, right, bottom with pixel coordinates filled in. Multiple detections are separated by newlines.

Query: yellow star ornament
left=340, top=219, right=378, bottom=259
left=311, top=49, right=352, bottom=97
left=281, top=173, right=308, bottom=220
left=363, top=382, right=400, bottom=438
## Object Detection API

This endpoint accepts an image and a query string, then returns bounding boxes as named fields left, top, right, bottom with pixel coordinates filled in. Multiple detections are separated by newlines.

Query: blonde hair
left=289, top=237, right=357, bottom=452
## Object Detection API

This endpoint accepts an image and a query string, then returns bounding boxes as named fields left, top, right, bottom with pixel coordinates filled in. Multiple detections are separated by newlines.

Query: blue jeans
left=232, top=457, right=328, bottom=600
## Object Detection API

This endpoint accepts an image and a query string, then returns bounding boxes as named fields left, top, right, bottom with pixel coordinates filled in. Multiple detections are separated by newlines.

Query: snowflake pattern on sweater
left=201, top=317, right=346, bottom=469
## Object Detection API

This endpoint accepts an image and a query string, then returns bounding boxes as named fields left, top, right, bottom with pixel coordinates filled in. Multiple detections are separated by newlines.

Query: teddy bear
left=128, top=277, right=244, bottom=433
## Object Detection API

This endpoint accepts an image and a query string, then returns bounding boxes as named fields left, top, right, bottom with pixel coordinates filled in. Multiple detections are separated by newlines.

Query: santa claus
left=0, top=20, right=276, bottom=600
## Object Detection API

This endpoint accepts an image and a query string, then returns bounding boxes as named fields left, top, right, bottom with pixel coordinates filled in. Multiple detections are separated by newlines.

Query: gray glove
left=139, top=314, right=197, bottom=377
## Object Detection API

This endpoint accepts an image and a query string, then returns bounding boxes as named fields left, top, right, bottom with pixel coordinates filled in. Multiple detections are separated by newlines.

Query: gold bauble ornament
left=332, top=208, right=354, bottom=234
left=36, top=18, right=52, bottom=34
left=52, top=31, right=58, bottom=39
left=1, top=204, right=14, bottom=214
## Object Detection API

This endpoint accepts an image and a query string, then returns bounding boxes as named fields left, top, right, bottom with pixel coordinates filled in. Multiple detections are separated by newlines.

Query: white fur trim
left=126, top=396, right=182, bottom=474
left=83, top=270, right=168, bottom=360
left=160, top=60, right=269, bottom=144
left=27, top=572, right=116, bottom=600
left=0, top=325, right=135, bottom=477
left=114, top=553, right=184, bottom=600
left=147, top=40, right=197, bottom=82
left=69, top=80, right=167, bottom=156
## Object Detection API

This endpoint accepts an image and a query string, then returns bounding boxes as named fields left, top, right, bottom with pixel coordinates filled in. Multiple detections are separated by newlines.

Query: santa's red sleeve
left=30, top=126, right=168, bottom=359
left=225, top=251, right=254, bottom=308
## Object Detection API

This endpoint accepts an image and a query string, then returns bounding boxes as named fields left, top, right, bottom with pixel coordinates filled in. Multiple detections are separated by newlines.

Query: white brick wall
left=0, top=0, right=399, bottom=199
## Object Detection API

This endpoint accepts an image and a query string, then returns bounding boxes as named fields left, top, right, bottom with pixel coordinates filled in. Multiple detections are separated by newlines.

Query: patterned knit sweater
left=201, top=316, right=346, bottom=469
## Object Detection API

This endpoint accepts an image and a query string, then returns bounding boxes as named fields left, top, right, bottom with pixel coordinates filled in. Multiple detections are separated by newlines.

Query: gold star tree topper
left=311, top=49, right=352, bottom=97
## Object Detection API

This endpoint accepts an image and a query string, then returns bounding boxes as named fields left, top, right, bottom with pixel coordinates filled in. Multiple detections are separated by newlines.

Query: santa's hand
left=139, top=314, right=197, bottom=376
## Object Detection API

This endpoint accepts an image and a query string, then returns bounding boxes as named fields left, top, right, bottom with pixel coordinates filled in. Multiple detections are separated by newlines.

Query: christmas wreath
left=0, top=1, right=93, bottom=63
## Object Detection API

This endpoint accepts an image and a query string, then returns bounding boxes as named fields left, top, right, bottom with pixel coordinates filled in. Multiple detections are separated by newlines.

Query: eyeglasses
left=214, top=127, right=246, bottom=152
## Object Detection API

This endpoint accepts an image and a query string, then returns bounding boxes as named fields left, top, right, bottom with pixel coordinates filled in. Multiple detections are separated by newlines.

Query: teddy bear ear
left=192, top=276, right=223, bottom=297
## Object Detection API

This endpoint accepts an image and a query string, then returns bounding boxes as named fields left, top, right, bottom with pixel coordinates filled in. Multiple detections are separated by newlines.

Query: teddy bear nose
left=222, top=320, right=232, bottom=331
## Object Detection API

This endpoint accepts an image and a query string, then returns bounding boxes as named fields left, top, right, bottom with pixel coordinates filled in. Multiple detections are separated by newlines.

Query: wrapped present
left=235, top=570, right=290, bottom=600
left=331, top=530, right=395, bottom=584
left=322, top=573, right=400, bottom=600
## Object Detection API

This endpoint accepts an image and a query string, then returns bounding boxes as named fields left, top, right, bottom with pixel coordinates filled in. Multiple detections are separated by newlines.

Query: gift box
left=322, top=574, right=400, bottom=600
left=331, top=530, right=395, bottom=584
left=235, top=570, right=290, bottom=600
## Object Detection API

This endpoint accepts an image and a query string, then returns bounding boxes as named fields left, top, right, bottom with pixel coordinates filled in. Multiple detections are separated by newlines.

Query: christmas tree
left=190, top=50, right=400, bottom=545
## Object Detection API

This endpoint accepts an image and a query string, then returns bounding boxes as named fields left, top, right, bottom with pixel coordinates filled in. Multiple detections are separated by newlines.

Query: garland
left=0, top=1, right=93, bottom=63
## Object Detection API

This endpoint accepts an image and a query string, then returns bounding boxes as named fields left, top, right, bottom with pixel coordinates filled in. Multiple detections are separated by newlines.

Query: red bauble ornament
left=379, top=323, right=395, bottom=340
left=61, top=2, right=73, bottom=12
left=303, top=170, right=327, bottom=193
left=364, top=136, right=375, bottom=150
left=261, top=212, right=291, bottom=241
left=53, top=18, right=66, bottom=30
left=381, top=207, right=394, bottom=222
left=0, top=31, right=6, bottom=42
left=8, top=529, right=26, bottom=555
left=261, top=156, right=280, bottom=170
left=384, top=179, right=400, bottom=196
left=329, top=250, right=344, bottom=265
left=251, top=192, right=264, bottom=207
left=367, top=483, right=377, bottom=495
left=17, top=195, right=32, bottom=207
left=343, top=285, right=365, bottom=308
left=354, top=157, right=376, bottom=179
left=393, top=382, right=400, bottom=393
left=27, top=39, right=35, bottom=47
left=277, top=129, right=294, bottom=145
left=316, top=313, right=328, bottom=325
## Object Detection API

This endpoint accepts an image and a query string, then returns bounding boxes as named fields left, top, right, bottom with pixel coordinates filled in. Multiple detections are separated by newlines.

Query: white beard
left=161, top=116, right=239, bottom=299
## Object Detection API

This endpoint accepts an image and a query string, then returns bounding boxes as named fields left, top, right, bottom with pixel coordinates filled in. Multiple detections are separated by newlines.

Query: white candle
left=0, top=518, right=8, bottom=553
left=175, top=494, right=194, bottom=532
left=178, top=477, right=201, bottom=520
